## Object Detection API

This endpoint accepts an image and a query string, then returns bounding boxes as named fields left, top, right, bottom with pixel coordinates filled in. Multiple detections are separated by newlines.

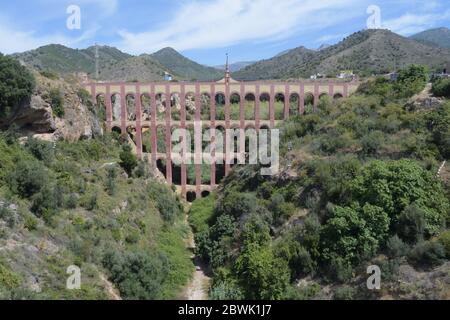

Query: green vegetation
left=190, top=65, right=450, bottom=300
left=0, top=53, right=35, bottom=118
left=0, top=133, right=192, bottom=299
left=432, top=78, right=450, bottom=98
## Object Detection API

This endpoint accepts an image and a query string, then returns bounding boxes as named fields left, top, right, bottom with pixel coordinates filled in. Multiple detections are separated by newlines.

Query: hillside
left=99, top=54, right=172, bottom=82
left=13, top=45, right=131, bottom=77
left=190, top=65, right=450, bottom=300
left=410, top=27, right=450, bottom=49
left=0, top=56, right=193, bottom=299
left=151, top=48, right=223, bottom=81
left=214, top=61, right=256, bottom=72
left=235, top=29, right=450, bottom=79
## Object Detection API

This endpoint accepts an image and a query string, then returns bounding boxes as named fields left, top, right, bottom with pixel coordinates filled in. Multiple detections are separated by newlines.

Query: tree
left=0, top=54, right=35, bottom=118
left=235, top=243, right=290, bottom=300
left=9, top=160, right=48, bottom=198
left=119, top=144, right=138, bottom=176
left=321, top=203, right=389, bottom=265
left=394, top=64, right=428, bottom=98
left=350, top=160, right=449, bottom=236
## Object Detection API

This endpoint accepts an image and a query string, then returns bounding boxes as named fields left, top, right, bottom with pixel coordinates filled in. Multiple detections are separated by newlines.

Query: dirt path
left=99, top=273, right=122, bottom=300
left=183, top=206, right=211, bottom=300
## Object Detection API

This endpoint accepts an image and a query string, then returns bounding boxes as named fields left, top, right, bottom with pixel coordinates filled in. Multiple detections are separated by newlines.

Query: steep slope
left=13, top=45, right=131, bottom=76
left=235, top=29, right=450, bottom=79
left=410, top=27, right=450, bottom=49
left=151, top=47, right=223, bottom=81
left=214, top=61, right=256, bottom=72
left=234, top=46, right=315, bottom=80
left=99, top=54, right=171, bottom=82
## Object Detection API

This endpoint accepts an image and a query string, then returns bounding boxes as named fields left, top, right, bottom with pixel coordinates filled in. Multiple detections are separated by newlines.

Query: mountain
left=99, top=54, right=172, bottom=82
left=151, top=47, right=223, bottom=81
left=13, top=44, right=131, bottom=76
left=410, top=27, right=450, bottom=49
left=214, top=61, right=256, bottom=72
left=235, top=29, right=450, bottom=80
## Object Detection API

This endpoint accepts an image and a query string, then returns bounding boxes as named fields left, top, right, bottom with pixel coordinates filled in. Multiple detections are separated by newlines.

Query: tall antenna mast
left=225, top=53, right=230, bottom=85
left=95, top=43, right=99, bottom=80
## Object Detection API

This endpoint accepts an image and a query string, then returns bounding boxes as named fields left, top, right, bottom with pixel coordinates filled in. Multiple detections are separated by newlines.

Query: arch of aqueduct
left=85, top=79, right=359, bottom=200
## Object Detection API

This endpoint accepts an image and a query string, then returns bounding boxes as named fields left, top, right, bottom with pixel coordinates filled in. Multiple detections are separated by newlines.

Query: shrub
left=408, top=241, right=446, bottom=269
left=395, top=204, right=426, bottom=244
left=25, top=137, right=54, bottom=163
left=0, top=54, right=35, bottom=117
left=39, top=70, right=59, bottom=80
left=147, top=183, right=182, bottom=223
left=9, top=160, right=48, bottom=198
left=102, top=250, right=169, bottom=300
left=31, top=185, right=58, bottom=222
left=386, top=235, right=409, bottom=258
left=119, top=144, right=138, bottom=176
left=438, top=230, right=450, bottom=258
left=49, top=88, right=64, bottom=117
left=334, top=286, right=356, bottom=300
left=105, top=166, right=117, bottom=196
left=431, top=78, right=450, bottom=98
left=210, top=281, right=244, bottom=300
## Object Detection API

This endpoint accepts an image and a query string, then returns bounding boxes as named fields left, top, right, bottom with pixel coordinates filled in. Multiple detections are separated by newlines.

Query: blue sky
left=0, top=0, right=449, bottom=65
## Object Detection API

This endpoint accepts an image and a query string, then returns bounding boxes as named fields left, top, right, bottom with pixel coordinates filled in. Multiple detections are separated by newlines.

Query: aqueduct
left=84, top=77, right=359, bottom=201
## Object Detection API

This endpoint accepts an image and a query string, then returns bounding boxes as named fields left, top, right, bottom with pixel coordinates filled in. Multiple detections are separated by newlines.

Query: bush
left=386, top=235, right=409, bottom=258
left=408, top=241, right=446, bottom=269
left=396, top=205, right=426, bottom=244
left=25, top=137, right=54, bottom=163
left=102, top=250, right=169, bottom=300
left=105, top=166, right=117, bottom=196
left=119, top=144, right=138, bottom=176
left=438, top=230, right=450, bottom=258
left=432, top=78, right=450, bottom=98
left=147, top=183, right=182, bottom=223
left=0, top=54, right=35, bottom=117
left=49, top=88, right=64, bottom=117
left=210, top=281, right=244, bottom=300
left=334, top=286, right=356, bottom=300
left=9, top=160, right=48, bottom=198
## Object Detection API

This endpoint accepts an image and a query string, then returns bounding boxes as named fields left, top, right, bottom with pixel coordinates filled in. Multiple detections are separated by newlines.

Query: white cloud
left=116, top=0, right=360, bottom=54
left=0, top=21, right=98, bottom=54
left=383, top=10, right=450, bottom=35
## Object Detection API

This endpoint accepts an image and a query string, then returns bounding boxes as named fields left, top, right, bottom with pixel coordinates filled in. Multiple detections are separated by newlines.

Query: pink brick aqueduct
left=84, top=79, right=359, bottom=201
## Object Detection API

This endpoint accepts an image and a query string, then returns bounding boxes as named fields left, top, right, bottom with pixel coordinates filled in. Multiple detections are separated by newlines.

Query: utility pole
left=95, top=43, right=99, bottom=80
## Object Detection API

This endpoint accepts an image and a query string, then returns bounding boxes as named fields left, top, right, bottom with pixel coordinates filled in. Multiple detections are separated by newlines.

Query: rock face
left=3, top=72, right=103, bottom=141
left=7, top=95, right=56, bottom=133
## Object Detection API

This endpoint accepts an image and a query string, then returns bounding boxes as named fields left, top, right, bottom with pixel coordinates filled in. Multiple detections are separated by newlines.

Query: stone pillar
left=165, top=85, right=172, bottom=185
left=313, top=83, right=319, bottom=112
left=195, top=84, right=202, bottom=199
left=284, top=84, right=290, bottom=120
left=270, top=85, right=275, bottom=128
left=120, top=85, right=127, bottom=136
left=105, top=85, right=112, bottom=132
left=150, top=84, right=157, bottom=167
left=344, top=83, right=349, bottom=97
left=181, top=85, right=187, bottom=199
left=239, top=84, right=246, bottom=165
left=300, top=84, right=305, bottom=115
left=135, top=86, right=143, bottom=159
left=255, top=84, right=261, bottom=131
left=210, top=84, right=216, bottom=187
left=225, top=84, right=231, bottom=175
left=90, top=84, right=96, bottom=109
left=329, top=83, right=334, bottom=97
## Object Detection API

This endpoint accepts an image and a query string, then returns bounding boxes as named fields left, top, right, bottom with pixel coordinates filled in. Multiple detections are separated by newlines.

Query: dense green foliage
left=0, top=133, right=192, bottom=299
left=432, top=78, right=450, bottom=98
left=190, top=65, right=450, bottom=300
left=0, top=54, right=35, bottom=117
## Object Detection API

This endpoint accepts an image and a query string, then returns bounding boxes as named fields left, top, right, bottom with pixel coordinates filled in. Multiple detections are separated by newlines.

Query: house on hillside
left=337, top=70, right=354, bottom=79
left=164, top=72, right=173, bottom=81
